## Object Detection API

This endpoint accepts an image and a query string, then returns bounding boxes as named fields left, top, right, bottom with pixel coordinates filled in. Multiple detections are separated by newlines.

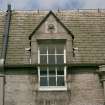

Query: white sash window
left=38, top=44, right=67, bottom=91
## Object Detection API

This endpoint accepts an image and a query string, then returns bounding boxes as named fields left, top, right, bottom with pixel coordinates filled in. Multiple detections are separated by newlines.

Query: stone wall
left=3, top=67, right=104, bottom=105
left=70, top=68, right=104, bottom=105
left=0, top=76, right=4, bottom=105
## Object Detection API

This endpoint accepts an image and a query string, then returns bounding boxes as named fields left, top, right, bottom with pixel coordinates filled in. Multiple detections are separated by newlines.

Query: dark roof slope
left=0, top=10, right=105, bottom=65
left=0, top=12, right=5, bottom=58
left=6, top=11, right=48, bottom=64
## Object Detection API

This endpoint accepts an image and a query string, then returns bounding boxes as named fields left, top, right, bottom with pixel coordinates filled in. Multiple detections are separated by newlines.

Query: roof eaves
left=5, top=63, right=103, bottom=69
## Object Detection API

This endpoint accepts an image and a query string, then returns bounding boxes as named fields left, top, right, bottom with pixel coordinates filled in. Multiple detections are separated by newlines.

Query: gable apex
left=29, top=11, right=74, bottom=40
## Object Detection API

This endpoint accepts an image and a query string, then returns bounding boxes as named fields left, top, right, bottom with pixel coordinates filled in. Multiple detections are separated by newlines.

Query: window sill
left=38, top=86, right=67, bottom=91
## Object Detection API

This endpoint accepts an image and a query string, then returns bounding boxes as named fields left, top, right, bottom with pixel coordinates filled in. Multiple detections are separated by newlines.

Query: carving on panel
left=45, top=22, right=57, bottom=33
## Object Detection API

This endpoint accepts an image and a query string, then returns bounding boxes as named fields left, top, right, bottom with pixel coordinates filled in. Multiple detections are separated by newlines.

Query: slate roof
left=0, top=12, right=5, bottom=58
left=0, top=10, right=105, bottom=65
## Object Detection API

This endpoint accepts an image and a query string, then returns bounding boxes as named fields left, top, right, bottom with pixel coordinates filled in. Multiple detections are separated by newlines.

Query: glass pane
left=48, top=55, right=55, bottom=64
left=56, top=46, right=64, bottom=54
left=40, top=46, right=47, bottom=54
left=56, top=55, right=64, bottom=64
left=48, top=46, right=55, bottom=54
left=49, top=67, right=56, bottom=75
left=57, top=66, right=64, bottom=71
left=40, top=67, right=47, bottom=76
left=40, top=77, right=48, bottom=86
left=57, top=67, right=64, bottom=75
left=57, top=76, right=64, bottom=86
left=40, top=70, right=47, bottom=76
left=40, top=66, right=47, bottom=71
left=40, top=55, right=47, bottom=64
left=49, top=66, right=55, bottom=71
left=49, top=70, right=56, bottom=75
left=49, top=77, right=56, bottom=86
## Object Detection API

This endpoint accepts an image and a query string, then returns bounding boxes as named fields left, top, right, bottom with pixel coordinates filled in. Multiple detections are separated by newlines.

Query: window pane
left=49, top=67, right=56, bottom=75
left=40, top=70, right=47, bottom=76
left=48, top=46, right=55, bottom=54
left=56, top=46, right=64, bottom=54
left=49, top=77, right=56, bottom=86
left=56, top=55, right=64, bottom=64
left=57, top=67, right=64, bottom=75
left=40, top=66, right=47, bottom=71
left=40, top=46, right=47, bottom=54
left=49, top=70, right=56, bottom=75
left=40, top=67, right=47, bottom=76
left=40, top=55, right=47, bottom=64
left=49, top=66, right=55, bottom=71
left=48, top=55, right=55, bottom=64
left=57, top=66, right=64, bottom=71
left=57, top=76, right=64, bottom=86
left=40, top=77, right=48, bottom=86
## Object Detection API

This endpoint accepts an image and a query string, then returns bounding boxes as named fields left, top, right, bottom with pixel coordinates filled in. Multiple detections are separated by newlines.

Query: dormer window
left=29, top=11, right=74, bottom=91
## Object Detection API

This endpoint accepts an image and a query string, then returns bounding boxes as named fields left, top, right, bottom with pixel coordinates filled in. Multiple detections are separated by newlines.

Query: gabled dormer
left=29, top=11, right=74, bottom=91
left=29, top=11, right=74, bottom=63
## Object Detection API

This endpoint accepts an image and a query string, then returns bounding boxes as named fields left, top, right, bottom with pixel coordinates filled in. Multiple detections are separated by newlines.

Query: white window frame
left=38, top=45, right=67, bottom=91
